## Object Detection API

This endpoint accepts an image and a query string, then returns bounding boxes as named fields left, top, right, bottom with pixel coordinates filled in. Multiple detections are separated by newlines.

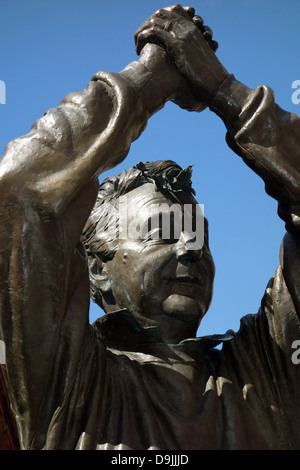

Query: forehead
left=119, top=183, right=208, bottom=246
left=121, top=183, right=208, bottom=243
left=124, top=183, right=198, bottom=214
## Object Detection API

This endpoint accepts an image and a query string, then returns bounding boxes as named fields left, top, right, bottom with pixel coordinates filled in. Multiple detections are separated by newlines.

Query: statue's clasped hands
left=134, top=4, right=229, bottom=111
left=135, top=5, right=218, bottom=55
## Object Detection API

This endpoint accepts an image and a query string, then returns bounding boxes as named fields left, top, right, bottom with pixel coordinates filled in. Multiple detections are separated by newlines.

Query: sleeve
left=210, top=74, right=300, bottom=207
left=211, top=75, right=300, bottom=445
left=0, top=71, right=151, bottom=448
left=210, top=74, right=300, bottom=307
left=0, top=72, right=149, bottom=219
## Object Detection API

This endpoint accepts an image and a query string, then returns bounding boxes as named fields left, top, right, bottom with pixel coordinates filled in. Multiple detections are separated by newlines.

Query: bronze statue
left=0, top=5, right=300, bottom=449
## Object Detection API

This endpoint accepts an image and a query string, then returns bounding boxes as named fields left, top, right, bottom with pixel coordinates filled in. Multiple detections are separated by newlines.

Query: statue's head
left=82, top=160, right=215, bottom=342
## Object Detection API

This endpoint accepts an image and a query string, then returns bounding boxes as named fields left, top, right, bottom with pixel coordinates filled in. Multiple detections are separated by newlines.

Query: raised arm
left=135, top=5, right=300, bottom=208
left=134, top=7, right=300, bottom=424
left=0, top=44, right=193, bottom=219
left=135, top=5, right=300, bottom=258
left=0, top=41, right=193, bottom=448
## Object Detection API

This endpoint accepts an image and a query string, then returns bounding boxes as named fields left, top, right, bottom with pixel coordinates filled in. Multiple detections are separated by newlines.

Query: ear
left=89, top=255, right=112, bottom=292
left=87, top=254, right=118, bottom=311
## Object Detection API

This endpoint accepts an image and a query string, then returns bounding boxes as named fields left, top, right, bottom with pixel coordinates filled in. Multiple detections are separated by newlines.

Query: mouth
left=165, top=273, right=205, bottom=289
left=173, top=275, right=201, bottom=285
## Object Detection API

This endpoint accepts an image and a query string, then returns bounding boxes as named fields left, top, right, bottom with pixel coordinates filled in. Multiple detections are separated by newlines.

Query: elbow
left=0, top=160, right=56, bottom=221
left=0, top=138, right=67, bottom=220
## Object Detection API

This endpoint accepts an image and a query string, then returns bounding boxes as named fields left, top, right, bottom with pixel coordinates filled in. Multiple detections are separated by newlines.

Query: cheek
left=114, top=251, right=148, bottom=299
left=141, top=269, right=164, bottom=297
left=114, top=245, right=175, bottom=305
left=140, top=252, right=174, bottom=302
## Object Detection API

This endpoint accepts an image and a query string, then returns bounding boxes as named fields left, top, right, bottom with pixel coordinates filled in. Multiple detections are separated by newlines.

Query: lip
left=174, top=275, right=201, bottom=285
left=166, top=274, right=204, bottom=288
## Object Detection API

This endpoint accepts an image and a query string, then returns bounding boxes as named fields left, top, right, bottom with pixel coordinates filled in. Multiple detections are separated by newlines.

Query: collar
left=92, top=309, right=233, bottom=355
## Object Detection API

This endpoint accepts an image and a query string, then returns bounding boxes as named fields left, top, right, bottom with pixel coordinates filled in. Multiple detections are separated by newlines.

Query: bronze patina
left=0, top=5, right=300, bottom=450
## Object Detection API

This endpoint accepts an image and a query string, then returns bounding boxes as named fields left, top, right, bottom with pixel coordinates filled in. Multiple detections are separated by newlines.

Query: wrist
left=209, top=74, right=255, bottom=129
left=172, top=28, right=229, bottom=106
left=120, top=44, right=183, bottom=117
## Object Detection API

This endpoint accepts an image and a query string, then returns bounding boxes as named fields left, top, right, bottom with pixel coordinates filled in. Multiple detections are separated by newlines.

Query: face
left=99, top=183, right=215, bottom=338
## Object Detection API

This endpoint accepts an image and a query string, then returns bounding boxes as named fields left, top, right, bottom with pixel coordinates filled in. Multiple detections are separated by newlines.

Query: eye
left=142, top=227, right=162, bottom=242
left=142, top=227, right=180, bottom=245
left=140, top=212, right=182, bottom=245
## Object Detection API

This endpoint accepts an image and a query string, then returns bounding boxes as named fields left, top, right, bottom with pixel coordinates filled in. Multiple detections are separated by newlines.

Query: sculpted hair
left=82, top=160, right=196, bottom=307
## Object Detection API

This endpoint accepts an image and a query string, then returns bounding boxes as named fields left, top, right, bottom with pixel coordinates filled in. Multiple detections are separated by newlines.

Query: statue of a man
left=1, top=5, right=300, bottom=450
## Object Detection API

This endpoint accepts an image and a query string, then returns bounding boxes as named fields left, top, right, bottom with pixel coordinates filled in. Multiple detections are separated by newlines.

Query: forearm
left=210, top=75, right=300, bottom=209
left=0, top=48, right=178, bottom=220
left=209, top=74, right=256, bottom=131
left=134, top=6, right=300, bottom=208
left=0, top=77, right=139, bottom=218
left=120, top=43, right=184, bottom=117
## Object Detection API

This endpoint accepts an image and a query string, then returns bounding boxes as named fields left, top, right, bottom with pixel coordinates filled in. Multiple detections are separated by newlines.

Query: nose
left=175, top=231, right=203, bottom=265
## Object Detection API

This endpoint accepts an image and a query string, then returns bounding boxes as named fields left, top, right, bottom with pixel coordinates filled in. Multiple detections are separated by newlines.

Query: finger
left=134, top=8, right=168, bottom=39
left=135, top=27, right=173, bottom=55
left=134, top=6, right=179, bottom=42
left=134, top=15, right=166, bottom=47
left=192, top=17, right=218, bottom=52
left=209, top=39, right=218, bottom=52
left=164, top=4, right=193, bottom=19
left=183, top=6, right=196, bottom=18
left=164, top=4, right=186, bottom=13
left=202, top=25, right=213, bottom=40
left=193, top=15, right=204, bottom=29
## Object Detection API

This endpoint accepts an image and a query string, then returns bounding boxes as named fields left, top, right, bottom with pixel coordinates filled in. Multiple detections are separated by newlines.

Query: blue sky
left=0, top=0, right=299, bottom=337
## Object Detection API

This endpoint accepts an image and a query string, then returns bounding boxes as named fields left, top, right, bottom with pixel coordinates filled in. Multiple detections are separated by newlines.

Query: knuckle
left=172, top=4, right=183, bottom=11
left=193, top=15, right=204, bottom=27
left=146, top=22, right=156, bottom=33
left=165, top=4, right=182, bottom=14
left=203, top=25, right=213, bottom=39
left=184, top=6, right=196, bottom=17
left=153, top=8, right=166, bottom=19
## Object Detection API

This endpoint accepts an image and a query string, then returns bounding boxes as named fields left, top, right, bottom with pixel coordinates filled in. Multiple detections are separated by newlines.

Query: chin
left=162, top=294, right=203, bottom=323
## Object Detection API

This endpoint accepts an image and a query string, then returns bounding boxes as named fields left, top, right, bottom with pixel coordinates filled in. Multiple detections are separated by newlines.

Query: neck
left=102, top=302, right=200, bottom=345
left=151, top=314, right=199, bottom=344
